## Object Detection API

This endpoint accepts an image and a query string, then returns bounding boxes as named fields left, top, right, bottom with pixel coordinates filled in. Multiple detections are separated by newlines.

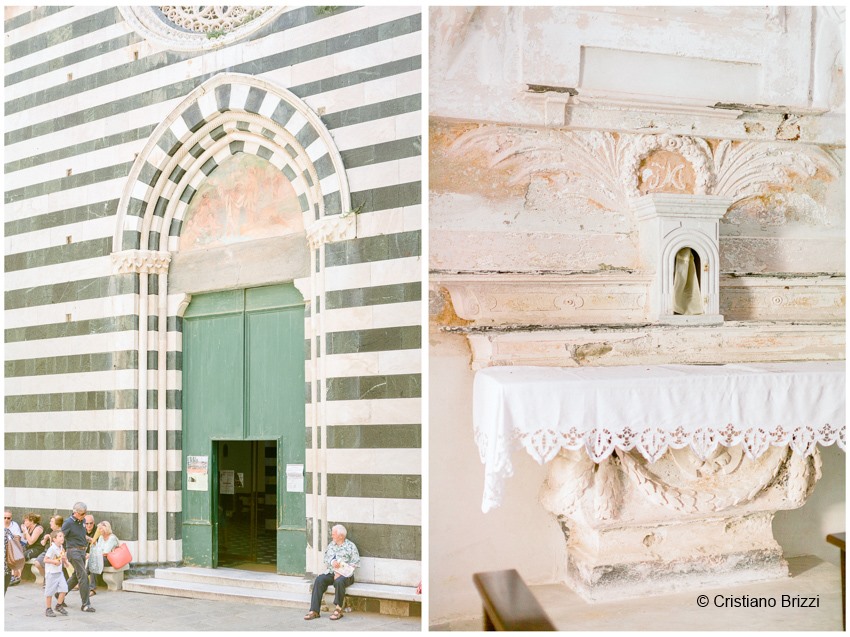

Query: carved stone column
left=302, top=212, right=357, bottom=573
left=112, top=249, right=173, bottom=564
left=540, top=446, right=822, bottom=601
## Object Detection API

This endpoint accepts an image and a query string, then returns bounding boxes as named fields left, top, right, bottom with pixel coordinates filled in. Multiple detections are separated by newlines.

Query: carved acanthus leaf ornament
left=112, top=249, right=172, bottom=274
left=450, top=127, right=840, bottom=210
left=305, top=213, right=357, bottom=249
left=539, top=449, right=595, bottom=517
left=451, top=127, right=630, bottom=210
left=540, top=450, right=622, bottom=522
left=711, top=141, right=838, bottom=200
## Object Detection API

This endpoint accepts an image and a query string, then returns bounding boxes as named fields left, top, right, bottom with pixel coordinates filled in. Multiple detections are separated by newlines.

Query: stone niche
left=540, top=445, right=822, bottom=601
left=632, top=194, right=730, bottom=325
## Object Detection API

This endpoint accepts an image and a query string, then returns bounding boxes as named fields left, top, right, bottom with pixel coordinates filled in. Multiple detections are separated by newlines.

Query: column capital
left=112, top=250, right=172, bottom=275
left=305, top=213, right=357, bottom=250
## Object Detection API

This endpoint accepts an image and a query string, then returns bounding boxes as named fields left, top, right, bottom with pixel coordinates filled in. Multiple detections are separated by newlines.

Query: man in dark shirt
left=60, top=502, right=95, bottom=612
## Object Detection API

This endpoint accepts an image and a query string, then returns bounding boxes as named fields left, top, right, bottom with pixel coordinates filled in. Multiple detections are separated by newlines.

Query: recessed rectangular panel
left=580, top=46, right=761, bottom=104
left=246, top=306, right=304, bottom=438
left=184, top=312, right=245, bottom=439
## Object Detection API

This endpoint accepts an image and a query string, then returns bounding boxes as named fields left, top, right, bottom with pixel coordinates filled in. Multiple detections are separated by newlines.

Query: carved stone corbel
left=305, top=213, right=357, bottom=249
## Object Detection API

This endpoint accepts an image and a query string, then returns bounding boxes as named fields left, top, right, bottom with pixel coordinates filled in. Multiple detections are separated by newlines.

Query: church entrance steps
left=152, top=566, right=310, bottom=593
left=123, top=567, right=312, bottom=608
left=123, top=566, right=421, bottom=615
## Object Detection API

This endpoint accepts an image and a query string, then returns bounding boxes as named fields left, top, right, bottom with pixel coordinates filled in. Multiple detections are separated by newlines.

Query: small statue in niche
left=672, top=247, right=704, bottom=315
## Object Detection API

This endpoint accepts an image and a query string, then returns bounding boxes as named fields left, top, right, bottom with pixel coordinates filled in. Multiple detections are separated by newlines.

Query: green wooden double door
left=182, top=284, right=306, bottom=574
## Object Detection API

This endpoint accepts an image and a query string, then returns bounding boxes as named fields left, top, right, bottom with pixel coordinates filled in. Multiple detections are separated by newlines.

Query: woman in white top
left=88, top=521, right=119, bottom=594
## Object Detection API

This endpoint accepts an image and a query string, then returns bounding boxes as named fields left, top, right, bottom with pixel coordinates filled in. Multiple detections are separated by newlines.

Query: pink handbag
left=105, top=543, right=132, bottom=569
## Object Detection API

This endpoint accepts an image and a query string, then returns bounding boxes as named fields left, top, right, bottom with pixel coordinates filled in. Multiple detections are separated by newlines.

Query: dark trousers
left=4, top=573, right=9, bottom=595
left=65, top=548, right=91, bottom=607
left=310, top=572, right=354, bottom=612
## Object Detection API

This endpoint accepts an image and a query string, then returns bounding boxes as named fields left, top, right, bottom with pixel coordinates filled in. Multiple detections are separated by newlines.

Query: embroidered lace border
left=475, top=423, right=845, bottom=513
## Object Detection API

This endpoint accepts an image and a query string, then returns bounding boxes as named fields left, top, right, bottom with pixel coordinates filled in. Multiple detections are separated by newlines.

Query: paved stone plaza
left=4, top=581, right=421, bottom=632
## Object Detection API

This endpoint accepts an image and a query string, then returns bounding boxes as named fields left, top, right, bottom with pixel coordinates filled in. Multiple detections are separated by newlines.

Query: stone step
left=152, top=566, right=311, bottom=594
left=124, top=566, right=420, bottom=613
left=123, top=577, right=311, bottom=609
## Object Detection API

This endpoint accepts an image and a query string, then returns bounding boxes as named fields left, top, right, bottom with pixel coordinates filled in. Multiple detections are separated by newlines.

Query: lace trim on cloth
left=475, top=423, right=845, bottom=513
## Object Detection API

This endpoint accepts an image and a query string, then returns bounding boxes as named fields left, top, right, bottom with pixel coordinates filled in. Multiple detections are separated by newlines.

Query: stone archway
left=111, top=73, right=354, bottom=570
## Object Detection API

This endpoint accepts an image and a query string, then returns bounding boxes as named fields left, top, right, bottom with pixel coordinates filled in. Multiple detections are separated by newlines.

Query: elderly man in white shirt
left=304, top=524, right=360, bottom=621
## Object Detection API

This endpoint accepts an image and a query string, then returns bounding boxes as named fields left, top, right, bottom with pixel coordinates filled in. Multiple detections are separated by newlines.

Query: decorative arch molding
left=111, top=73, right=354, bottom=571
left=113, top=73, right=352, bottom=255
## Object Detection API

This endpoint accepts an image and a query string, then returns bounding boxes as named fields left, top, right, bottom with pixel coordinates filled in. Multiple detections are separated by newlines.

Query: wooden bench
left=472, top=569, right=556, bottom=631
left=827, top=533, right=845, bottom=631
left=102, top=564, right=130, bottom=591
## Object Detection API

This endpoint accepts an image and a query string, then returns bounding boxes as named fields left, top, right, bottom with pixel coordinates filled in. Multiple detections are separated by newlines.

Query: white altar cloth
left=473, top=361, right=845, bottom=512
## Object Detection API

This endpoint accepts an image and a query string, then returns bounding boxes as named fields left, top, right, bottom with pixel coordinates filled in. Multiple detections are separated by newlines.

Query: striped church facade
left=4, top=6, right=421, bottom=586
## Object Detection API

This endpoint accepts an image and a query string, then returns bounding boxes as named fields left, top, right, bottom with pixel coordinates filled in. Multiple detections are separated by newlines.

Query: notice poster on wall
left=220, top=470, right=235, bottom=494
left=187, top=455, right=209, bottom=491
left=286, top=464, right=304, bottom=492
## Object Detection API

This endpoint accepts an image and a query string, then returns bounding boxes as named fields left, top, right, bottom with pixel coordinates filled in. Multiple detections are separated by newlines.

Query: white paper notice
left=187, top=455, right=208, bottom=491
left=220, top=470, right=235, bottom=494
left=286, top=464, right=304, bottom=492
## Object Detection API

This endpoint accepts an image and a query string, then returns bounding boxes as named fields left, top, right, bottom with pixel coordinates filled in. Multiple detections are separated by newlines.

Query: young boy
left=32, top=515, right=64, bottom=584
left=43, top=530, right=70, bottom=617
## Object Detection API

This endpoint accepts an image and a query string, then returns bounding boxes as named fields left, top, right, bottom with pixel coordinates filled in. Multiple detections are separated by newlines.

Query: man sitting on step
left=304, top=524, right=360, bottom=621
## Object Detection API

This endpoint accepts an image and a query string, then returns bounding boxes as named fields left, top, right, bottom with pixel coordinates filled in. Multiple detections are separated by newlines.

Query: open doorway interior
left=216, top=440, right=277, bottom=571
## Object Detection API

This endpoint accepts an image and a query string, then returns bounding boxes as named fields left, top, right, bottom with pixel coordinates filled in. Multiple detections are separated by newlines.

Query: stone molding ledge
left=522, top=88, right=843, bottom=147
left=437, top=272, right=652, bottom=326
left=461, top=321, right=845, bottom=369
left=433, top=274, right=845, bottom=326
left=721, top=275, right=845, bottom=321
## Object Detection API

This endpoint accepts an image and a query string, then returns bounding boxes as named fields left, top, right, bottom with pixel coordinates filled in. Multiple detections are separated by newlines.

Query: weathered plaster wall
left=429, top=5, right=845, bottom=624
left=429, top=332, right=567, bottom=625
left=774, top=444, right=846, bottom=564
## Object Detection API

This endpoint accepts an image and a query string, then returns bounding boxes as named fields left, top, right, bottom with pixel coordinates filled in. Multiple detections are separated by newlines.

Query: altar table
left=473, top=361, right=845, bottom=512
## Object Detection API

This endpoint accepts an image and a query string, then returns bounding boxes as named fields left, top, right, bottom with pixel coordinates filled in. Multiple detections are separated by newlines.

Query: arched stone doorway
left=111, top=73, right=356, bottom=574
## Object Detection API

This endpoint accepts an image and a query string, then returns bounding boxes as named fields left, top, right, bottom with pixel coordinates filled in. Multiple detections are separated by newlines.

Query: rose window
left=120, top=5, right=286, bottom=51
